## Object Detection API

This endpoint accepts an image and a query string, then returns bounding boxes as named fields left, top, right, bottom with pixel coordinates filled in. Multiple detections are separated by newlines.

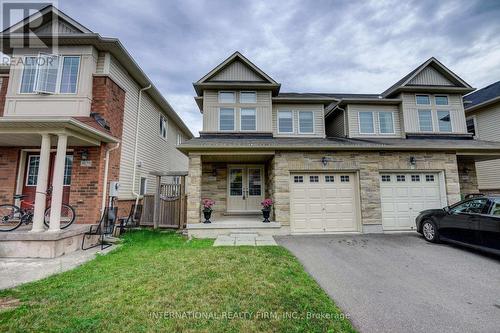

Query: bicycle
left=0, top=193, right=76, bottom=232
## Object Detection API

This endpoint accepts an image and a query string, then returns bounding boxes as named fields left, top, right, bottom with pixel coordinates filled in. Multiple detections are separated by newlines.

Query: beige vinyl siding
left=35, top=20, right=80, bottom=34
left=400, top=93, right=467, bottom=134
left=407, top=66, right=454, bottom=86
left=325, top=111, right=345, bottom=137
left=272, top=104, right=325, bottom=137
left=202, top=90, right=272, bottom=132
left=347, top=104, right=403, bottom=138
left=108, top=55, right=188, bottom=198
left=209, top=60, right=264, bottom=82
left=470, top=103, right=500, bottom=189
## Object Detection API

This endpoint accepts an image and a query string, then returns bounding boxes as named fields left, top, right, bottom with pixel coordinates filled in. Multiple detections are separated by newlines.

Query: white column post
left=48, top=134, right=68, bottom=232
left=31, top=134, right=52, bottom=232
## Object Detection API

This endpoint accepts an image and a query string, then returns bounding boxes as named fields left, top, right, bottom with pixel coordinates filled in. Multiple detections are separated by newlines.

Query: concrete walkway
left=0, top=246, right=115, bottom=290
left=213, top=233, right=277, bottom=246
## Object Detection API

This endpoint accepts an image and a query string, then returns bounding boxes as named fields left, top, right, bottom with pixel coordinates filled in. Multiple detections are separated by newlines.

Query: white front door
left=227, top=165, right=264, bottom=212
left=380, top=172, right=443, bottom=231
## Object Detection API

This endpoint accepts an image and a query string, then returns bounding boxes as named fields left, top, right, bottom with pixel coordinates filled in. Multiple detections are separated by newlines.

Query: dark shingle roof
left=277, top=93, right=380, bottom=99
left=464, top=81, right=500, bottom=110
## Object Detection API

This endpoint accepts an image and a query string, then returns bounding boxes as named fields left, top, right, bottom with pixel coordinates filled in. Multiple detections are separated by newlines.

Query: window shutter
left=34, top=54, right=60, bottom=94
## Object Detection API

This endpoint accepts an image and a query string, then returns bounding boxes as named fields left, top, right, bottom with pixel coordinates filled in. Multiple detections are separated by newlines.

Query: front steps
left=213, top=233, right=277, bottom=246
left=187, top=221, right=289, bottom=239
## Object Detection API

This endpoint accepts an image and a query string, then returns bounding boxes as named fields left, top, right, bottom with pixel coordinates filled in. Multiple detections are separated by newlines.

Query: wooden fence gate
left=140, top=172, right=187, bottom=229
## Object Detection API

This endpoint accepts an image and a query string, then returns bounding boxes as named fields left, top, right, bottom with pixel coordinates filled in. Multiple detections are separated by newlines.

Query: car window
left=491, top=201, right=500, bottom=216
left=450, top=198, right=488, bottom=214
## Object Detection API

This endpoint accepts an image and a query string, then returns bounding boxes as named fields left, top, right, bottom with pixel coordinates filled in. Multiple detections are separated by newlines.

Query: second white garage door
left=380, top=172, right=444, bottom=231
left=291, top=173, right=359, bottom=233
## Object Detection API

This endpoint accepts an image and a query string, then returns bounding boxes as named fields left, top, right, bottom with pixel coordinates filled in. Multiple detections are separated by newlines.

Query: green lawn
left=0, top=231, right=355, bottom=332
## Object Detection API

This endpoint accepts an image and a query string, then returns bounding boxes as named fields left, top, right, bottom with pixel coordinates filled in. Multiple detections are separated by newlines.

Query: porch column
left=48, top=134, right=68, bottom=232
left=187, top=154, right=202, bottom=224
left=31, top=134, right=52, bottom=232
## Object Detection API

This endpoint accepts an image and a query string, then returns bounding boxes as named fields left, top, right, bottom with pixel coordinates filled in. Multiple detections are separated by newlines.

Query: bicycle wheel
left=0, top=204, right=23, bottom=232
left=44, top=204, right=76, bottom=229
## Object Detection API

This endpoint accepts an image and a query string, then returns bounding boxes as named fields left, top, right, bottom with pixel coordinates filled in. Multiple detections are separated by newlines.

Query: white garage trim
left=379, top=171, right=447, bottom=231
left=290, top=171, right=361, bottom=234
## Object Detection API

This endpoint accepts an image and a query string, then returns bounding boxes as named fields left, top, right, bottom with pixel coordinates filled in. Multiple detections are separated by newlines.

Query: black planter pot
left=203, top=210, right=212, bottom=223
left=262, top=208, right=271, bottom=223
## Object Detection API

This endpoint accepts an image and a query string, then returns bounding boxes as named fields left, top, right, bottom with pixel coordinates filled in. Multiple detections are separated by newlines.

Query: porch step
left=222, top=212, right=261, bottom=216
left=229, top=233, right=259, bottom=238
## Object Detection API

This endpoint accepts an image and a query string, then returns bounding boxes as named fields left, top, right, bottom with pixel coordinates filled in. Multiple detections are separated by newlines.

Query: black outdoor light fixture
left=212, top=168, right=217, bottom=177
left=410, top=156, right=417, bottom=166
left=80, top=149, right=89, bottom=161
left=321, top=156, right=329, bottom=166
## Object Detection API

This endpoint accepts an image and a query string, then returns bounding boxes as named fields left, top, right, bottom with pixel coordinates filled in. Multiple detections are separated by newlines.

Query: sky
left=13, top=0, right=500, bottom=135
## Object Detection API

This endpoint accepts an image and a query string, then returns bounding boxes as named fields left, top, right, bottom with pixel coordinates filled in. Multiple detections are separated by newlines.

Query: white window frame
left=277, top=110, right=294, bottom=134
left=218, top=107, right=235, bottom=131
left=239, top=91, right=257, bottom=103
left=415, top=94, right=431, bottom=105
left=218, top=91, right=236, bottom=104
left=466, top=115, right=479, bottom=138
left=20, top=54, right=81, bottom=95
left=25, top=155, right=40, bottom=186
left=358, top=111, right=375, bottom=134
left=437, top=110, right=453, bottom=132
left=298, top=111, right=315, bottom=134
left=434, top=95, right=449, bottom=106
left=240, top=108, right=256, bottom=131
left=159, top=114, right=168, bottom=140
left=418, top=109, right=433, bottom=132
left=139, top=177, right=148, bottom=196
left=378, top=111, right=396, bottom=135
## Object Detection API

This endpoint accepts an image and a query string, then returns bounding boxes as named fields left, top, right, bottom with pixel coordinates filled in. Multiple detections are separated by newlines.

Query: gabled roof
left=193, top=52, right=281, bottom=96
left=381, top=57, right=474, bottom=97
left=0, top=6, right=194, bottom=138
left=464, top=81, right=500, bottom=112
left=2, top=5, right=92, bottom=34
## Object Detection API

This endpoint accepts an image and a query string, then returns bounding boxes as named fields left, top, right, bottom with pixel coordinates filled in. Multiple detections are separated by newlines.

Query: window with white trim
left=26, top=155, right=40, bottom=186
left=437, top=110, right=452, bottom=132
left=396, top=175, right=406, bottom=182
left=278, top=111, right=293, bottom=133
left=435, top=95, right=448, bottom=105
left=140, top=177, right=147, bottom=195
left=218, top=91, right=235, bottom=103
left=294, top=175, right=303, bottom=183
left=411, top=175, right=420, bottom=182
left=219, top=108, right=235, bottom=131
left=378, top=112, right=394, bottom=134
left=325, top=175, right=335, bottom=182
left=426, top=175, right=435, bottom=182
left=159, top=115, right=168, bottom=139
left=359, top=112, right=375, bottom=134
left=309, top=175, right=319, bottom=183
left=340, top=175, right=350, bottom=182
left=416, top=95, right=430, bottom=105
left=466, top=117, right=476, bottom=136
left=240, top=91, right=256, bottom=103
left=418, top=110, right=433, bottom=132
left=63, top=155, right=73, bottom=186
left=20, top=55, right=80, bottom=94
left=240, top=108, right=256, bottom=131
left=299, top=111, right=314, bottom=133
left=381, top=175, right=391, bottom=182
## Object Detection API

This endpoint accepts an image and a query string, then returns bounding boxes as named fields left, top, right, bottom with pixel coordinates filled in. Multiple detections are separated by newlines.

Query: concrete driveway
left=276, top=233, right=500, bottom=333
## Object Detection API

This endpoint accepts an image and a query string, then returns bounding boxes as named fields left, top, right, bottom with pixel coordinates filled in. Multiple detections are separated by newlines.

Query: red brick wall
left=69, top=76, right=126, bottom=224
left=0, top=76, right=9, bottom=117
left=0, top=147, right=19, bottom=203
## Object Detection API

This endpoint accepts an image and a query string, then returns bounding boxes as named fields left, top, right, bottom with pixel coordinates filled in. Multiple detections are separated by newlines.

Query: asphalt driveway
left=276, top=233, right=500, bottom=333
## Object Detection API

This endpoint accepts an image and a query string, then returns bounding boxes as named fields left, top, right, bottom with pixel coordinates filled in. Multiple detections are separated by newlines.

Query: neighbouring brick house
left=0, top=6, right=192, bottom=230
left=178, top=52, right=500, bottom=237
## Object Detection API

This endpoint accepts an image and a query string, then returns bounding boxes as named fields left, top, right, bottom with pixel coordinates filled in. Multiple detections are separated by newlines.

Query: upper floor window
left=299, top=111, right=314, bottom=134
left=359, top=111, right=375, bottom=134
left=437, top=110, right=452, bottom=132
left=466, top=117, right=476, bottom=136
left=20, top=54, right=80, bottom=94
left=218, top=91, right=235, bottom=103
left=240, top=91, right=256, bottom=103
left=241, top=108, right=256, bottom=131
left=219, top=108, right=235, bottom=131
left=159, top=115, right=168, bottom=139
left=418, top=110, right=433, bottom=132
left=435, top=95, right=448, bottom=106
left=378, top=112, right=395, bottom=134
left=416, top=95, right=430, bottom=105
left=278, top=111, right=293, bottom=133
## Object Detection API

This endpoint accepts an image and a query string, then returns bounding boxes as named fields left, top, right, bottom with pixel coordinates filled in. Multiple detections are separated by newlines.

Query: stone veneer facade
left=187, top=150, right=467, bottom=231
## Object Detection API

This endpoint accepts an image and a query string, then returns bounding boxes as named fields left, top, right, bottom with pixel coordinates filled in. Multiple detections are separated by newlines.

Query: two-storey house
left=0, top=6, right=193, bottom=231
left=179, top=52, right=500, bottom=237
left=464, top=81, right=500, bottom=194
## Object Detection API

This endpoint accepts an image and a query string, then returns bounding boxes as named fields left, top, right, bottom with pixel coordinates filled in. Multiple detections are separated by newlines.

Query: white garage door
left=380, top=173, right=443, bottom=231
left=291, top=173, right=359, bottom=233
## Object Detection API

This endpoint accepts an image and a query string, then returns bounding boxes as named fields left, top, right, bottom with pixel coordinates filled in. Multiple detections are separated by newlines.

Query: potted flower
left=202, top=199, right=215, bottom=223
left=261, top=198, right=273, bottom=223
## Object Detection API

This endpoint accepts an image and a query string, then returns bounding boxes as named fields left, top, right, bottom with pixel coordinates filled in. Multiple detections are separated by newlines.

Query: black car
left=416, top=196, right=500, bottom=255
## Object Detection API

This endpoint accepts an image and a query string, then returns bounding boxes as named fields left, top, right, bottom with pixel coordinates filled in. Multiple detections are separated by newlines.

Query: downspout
left=101, top=142, right=120, bottom=213
left=131, top=84, right=152, bottom=207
